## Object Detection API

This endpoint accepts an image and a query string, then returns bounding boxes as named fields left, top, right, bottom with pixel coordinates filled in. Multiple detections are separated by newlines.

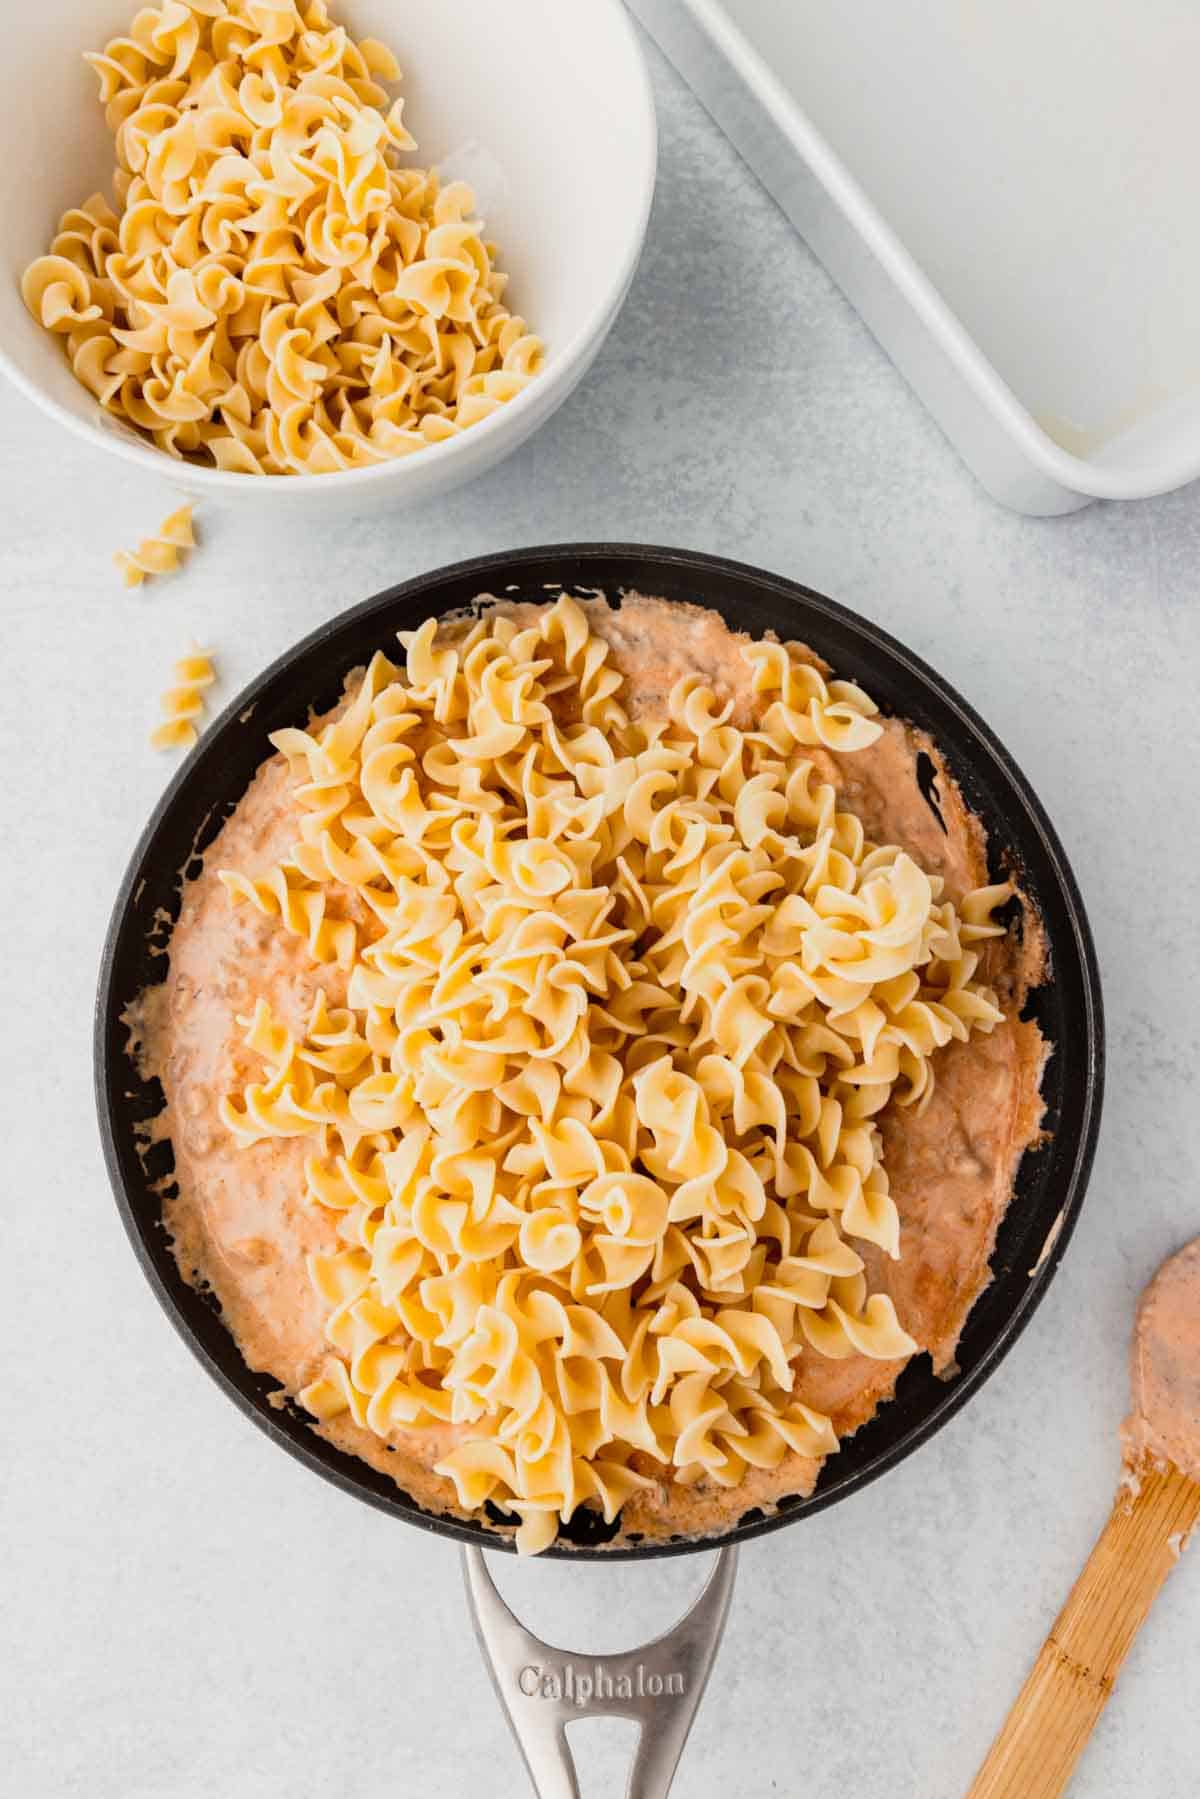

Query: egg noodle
left=117, top=503, right=195, bottom=587
left=151, top=639, right=216, bottom=750
left=21, top=1, right=542, bottom=474
left=216, top=596, right=1011, bottom=1550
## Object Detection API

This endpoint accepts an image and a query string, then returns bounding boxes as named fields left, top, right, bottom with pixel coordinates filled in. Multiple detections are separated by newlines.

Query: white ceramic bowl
left=0, top=0, right=656, bottom=511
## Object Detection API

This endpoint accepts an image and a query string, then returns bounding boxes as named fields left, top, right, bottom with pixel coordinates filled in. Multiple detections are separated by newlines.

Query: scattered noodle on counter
left=19, top=0, right=543, bottom=475
left=213, top=595, right=1015, bottom=1552
left=151, top=641, right=215, bottom=751
left=116, top=503, right=195, bottom=588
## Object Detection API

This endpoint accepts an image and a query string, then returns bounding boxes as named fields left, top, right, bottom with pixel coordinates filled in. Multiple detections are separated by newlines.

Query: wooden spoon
left=968, top=1239, right=1200, bottom=1799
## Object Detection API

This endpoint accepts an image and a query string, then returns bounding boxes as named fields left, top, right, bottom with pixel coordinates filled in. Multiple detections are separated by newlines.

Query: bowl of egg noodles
left=0, top=0, right=656, bottom=509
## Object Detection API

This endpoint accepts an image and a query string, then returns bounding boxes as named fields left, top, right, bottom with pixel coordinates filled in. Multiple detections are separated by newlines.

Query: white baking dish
left=631, top=0, right=1200, bottom=514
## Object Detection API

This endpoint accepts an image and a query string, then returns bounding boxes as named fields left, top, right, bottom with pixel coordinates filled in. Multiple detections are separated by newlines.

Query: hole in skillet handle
left=95, top=543, right=1104, bottom=1561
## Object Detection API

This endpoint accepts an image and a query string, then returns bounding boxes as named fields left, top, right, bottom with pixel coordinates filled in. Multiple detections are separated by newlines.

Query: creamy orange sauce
left=129, top=594, right=1047, bottom=1545
left=1122, top=1240, right=1200, bottom=1483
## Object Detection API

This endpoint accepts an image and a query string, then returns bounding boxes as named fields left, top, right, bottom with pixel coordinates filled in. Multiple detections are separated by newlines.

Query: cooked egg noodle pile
left=21, top=0, right=542, bottom=473
left=218, top=597, right=1010, bottom=1551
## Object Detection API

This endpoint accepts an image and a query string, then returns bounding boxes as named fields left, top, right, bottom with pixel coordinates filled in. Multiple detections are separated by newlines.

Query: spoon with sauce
left=969, top=1239, right=1200, bottom=1799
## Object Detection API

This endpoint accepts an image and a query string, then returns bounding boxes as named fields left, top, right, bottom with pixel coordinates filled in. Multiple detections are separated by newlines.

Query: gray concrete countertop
left=4, top=33, right=1198, bottom=1799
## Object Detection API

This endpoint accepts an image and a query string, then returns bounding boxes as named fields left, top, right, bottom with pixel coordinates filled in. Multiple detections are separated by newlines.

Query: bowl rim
left=0, top=0, right=657, bottom=495
left=95, top=542, right=1105, bottom=1559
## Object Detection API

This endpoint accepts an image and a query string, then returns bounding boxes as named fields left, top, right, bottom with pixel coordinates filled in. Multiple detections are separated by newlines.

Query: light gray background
left=3, top=33, right=1198, bottom=1799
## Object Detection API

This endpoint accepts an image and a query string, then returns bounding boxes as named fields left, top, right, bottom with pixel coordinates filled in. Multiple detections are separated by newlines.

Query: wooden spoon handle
left=968, top=1466, right=1200, bottom=1799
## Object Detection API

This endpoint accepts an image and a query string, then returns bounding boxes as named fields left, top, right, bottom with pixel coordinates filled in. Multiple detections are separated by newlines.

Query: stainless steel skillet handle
left=462, top=1544, right=738, bottom=1799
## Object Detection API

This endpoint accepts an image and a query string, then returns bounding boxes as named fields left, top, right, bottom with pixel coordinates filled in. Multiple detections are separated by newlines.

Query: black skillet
left=95, top=545, right=1104, bottom=1792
